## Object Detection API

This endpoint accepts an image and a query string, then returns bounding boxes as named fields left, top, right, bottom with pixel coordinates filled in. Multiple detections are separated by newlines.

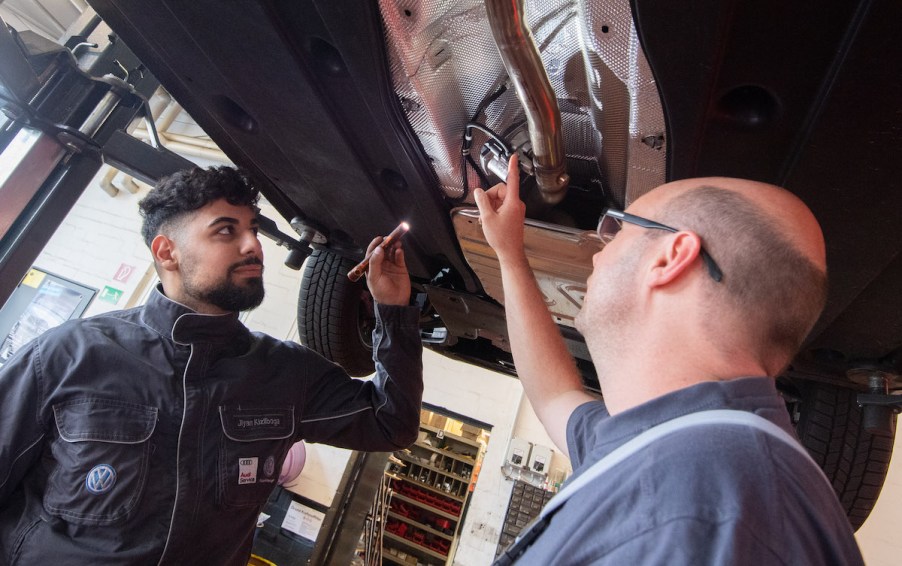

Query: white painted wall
left=855, top=431, right=902, bottom=565
left=418, top=349, right=526, bottom=565
left=33, top=168, right=158, bottom=318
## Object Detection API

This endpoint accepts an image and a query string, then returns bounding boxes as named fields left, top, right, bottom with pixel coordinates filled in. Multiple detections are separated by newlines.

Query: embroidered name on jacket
left=220, top=407, right=295, bottom=441
left=237, top=417, right=281, bottom=428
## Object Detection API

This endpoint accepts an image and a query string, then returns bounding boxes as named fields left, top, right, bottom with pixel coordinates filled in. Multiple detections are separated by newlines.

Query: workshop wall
left=856, top=431, right=902, bottom=566
left=32, top=168, right=157, bottom=318
left=418, top=350, right=533, bottom=565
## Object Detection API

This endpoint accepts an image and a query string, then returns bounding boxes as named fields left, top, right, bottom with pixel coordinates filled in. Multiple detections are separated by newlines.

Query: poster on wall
left=280, top=500, right=326, bottom=542
left=0, top=269, right=95, bottom=365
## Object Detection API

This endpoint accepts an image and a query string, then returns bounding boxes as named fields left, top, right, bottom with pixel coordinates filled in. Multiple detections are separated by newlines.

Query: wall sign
left=113, top=263, right=136, bottom=284
left=280, top=500, right=325, bottom=541
left=98, top=286, right=124, bottom=305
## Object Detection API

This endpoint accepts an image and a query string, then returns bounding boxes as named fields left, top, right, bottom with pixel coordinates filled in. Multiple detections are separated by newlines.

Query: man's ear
left=151, top=234, right=179, bottom=272
left=646, top=232, right=703, bottom=287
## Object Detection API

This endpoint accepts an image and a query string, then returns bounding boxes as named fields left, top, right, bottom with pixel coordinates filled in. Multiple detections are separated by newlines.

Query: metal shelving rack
left=382, top=422, right=483, bottom=565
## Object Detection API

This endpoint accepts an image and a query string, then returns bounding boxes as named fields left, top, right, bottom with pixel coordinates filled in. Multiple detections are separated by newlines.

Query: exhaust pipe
left=486, top=0, right=569, bottom=204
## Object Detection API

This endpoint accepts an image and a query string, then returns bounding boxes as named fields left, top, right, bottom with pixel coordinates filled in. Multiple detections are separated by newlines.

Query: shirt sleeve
left=566, top=399, right=609, bottom=469
left=296, top=303, right=423, bottom=451
left=0, top=340, right=48, bottom=505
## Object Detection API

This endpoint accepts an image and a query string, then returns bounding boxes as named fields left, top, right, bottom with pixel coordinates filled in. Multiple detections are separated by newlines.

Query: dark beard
left=204, top=277, right=265, bottom=312
left=184, top=258, right=266, bottom=312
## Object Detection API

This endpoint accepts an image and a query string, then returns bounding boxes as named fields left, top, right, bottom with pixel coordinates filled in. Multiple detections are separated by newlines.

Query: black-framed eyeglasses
left=597, top=208, right=724, bottom=283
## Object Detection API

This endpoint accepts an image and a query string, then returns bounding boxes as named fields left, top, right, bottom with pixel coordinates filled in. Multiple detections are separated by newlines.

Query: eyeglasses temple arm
left=700, top=250, right=723, bottom=283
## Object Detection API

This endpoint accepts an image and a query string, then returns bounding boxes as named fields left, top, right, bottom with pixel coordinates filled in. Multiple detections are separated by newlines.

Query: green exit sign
left=98, top=286, right=124, bottom=305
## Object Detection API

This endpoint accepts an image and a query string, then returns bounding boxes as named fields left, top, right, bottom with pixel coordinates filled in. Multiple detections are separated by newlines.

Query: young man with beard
left=476, top=156, right=863, bottom=564
left=0, top=167, right=423, bottom=564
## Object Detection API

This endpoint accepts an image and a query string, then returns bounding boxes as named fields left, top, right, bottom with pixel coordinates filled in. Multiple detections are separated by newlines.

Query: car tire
left=298, top=249, right=375, bottom=377
left=792, top=379, right=896, bottom=530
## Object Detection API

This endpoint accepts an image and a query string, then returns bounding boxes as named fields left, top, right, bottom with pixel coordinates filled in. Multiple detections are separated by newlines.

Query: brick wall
left=35, top=168, right=157, bottom=316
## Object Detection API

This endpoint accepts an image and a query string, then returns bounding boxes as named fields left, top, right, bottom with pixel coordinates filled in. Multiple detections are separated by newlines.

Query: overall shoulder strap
left=538, top=409, right=827, bottom=522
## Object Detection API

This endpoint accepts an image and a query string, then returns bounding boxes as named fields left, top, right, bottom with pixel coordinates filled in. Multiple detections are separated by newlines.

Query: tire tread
left=298, top=250, right=374, bottom=376
left=795, top=381, right=896, bottom=530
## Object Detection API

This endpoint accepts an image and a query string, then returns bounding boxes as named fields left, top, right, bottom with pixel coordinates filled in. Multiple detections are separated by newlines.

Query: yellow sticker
left=21, top=269, right=45, bottom=288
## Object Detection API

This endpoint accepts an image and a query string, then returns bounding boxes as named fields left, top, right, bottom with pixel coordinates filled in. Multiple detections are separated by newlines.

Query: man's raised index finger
left=504, top=154, right=519, bottom=201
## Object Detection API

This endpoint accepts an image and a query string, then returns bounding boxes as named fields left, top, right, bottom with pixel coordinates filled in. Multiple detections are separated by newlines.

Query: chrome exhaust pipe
left=486, top=0, right=569, bottom=204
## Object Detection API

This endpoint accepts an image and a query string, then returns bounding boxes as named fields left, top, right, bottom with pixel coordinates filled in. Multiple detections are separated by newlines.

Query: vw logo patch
left=264, top=456, right=275, bottom=478
left=85, top=464, right=117, bottom=494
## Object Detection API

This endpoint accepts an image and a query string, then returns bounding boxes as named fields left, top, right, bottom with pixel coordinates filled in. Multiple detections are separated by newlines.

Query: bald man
left=476, top=156, right=863, bottom=565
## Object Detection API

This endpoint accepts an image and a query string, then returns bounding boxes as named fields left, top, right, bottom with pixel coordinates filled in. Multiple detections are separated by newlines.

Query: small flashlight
left=347, top=222, right=410, bottom=282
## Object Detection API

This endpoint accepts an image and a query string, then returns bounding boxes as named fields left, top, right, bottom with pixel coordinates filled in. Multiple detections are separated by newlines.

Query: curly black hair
left=138, top=166, right=260, bottom=247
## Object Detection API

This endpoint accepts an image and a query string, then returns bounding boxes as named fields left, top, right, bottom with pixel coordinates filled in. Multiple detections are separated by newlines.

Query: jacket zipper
left=156, top=343, right=193, bottom=565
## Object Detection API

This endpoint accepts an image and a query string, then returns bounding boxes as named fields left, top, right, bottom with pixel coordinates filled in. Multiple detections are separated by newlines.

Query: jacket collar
left=141, top=285, right=252, bottom=355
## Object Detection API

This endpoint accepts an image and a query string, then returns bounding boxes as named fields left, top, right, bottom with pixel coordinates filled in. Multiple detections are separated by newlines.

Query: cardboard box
left=460, top=423, right=480, bottom=440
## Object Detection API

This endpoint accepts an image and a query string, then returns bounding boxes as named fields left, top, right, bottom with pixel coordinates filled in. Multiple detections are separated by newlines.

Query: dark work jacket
left=0, top=287, right=423, bottom=565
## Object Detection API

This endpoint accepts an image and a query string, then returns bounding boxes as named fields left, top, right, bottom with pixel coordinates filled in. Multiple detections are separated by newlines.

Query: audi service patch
left=239, top=457, right=259, bottom=485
